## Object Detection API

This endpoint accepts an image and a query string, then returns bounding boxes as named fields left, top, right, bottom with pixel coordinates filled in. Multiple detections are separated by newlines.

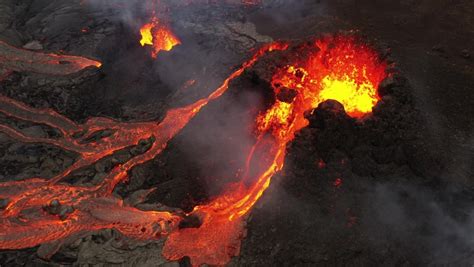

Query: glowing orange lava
left=0, top=42, right=288, bottom=263
left=0, top=35, right=387, bottom=267
left=162, top=35, right=387, bottom=266
left=0, top=40, right=101, bottom=76
left=139, top=17, right=181, bottom=58
left=270, top=36, right=387, bottom=118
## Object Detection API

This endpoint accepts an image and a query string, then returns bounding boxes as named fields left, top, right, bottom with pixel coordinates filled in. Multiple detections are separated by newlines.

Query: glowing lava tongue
left=140, top=16, right=181, bottom=58
left=163, top=36, right=387, bottom=266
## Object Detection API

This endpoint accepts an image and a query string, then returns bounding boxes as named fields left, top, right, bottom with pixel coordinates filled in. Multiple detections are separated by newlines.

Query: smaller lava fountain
left=139, top=16, right=181, bottom=58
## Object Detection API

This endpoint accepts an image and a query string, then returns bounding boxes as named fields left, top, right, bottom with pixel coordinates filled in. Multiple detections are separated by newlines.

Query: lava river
left=0, top=35, right=387, bottom=266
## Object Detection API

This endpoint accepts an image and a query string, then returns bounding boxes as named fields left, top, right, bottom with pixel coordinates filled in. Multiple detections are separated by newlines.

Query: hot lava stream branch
left=0, top=41, right=288, bottom=262
left=0, top=35, right=387, bottom=266
left=0, top=40, right=101, bottom=77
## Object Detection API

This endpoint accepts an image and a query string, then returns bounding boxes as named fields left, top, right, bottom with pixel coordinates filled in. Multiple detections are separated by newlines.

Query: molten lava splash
left=139, top=16, right=181, bottom=58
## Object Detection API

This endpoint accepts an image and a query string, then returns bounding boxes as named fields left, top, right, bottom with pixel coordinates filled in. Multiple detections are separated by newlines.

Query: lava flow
left=162, top=35, right=387, bottom=266
left=0, top=35, right=387, bottom=267
left=0, top=40, right=101, bottom=76
left=0, top=42, right=287, bottom=260
left=139, top=16, right=181, bottom=58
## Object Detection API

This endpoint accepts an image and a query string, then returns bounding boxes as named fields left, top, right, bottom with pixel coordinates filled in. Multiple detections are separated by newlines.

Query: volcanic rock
left=0, top=198, right=9, bottom=209
left=43, top=199, right=75, bottom=220
left=76, top=235, right=170, bottom=266
left=22, top=41, right=43, bottom=50
left=130, top=137, right=155, bottom=156
left=378, top=76, right=396, bottom=96
left=276, top=87, right=298, bottom=103
left=22, top=125, right=47, bottom=138
left=431, top=44, right=445, bottom=53
left=178, top=214, right=203, bottom=229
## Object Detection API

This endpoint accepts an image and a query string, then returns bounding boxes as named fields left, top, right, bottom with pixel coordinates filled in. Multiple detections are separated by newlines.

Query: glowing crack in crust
left=0, top=36, right=387, bottom=266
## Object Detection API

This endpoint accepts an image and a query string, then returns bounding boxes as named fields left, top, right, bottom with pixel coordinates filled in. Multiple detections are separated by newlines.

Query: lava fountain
left=139, top=16, right=181, bottom=58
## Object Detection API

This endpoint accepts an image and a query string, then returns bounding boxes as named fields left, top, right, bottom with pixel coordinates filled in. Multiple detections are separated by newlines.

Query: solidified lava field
left=0, top=0, right=473, bottom=266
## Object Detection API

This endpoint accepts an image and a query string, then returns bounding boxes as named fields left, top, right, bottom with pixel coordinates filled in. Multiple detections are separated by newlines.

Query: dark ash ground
left=0, top=0, right=473, bottom=266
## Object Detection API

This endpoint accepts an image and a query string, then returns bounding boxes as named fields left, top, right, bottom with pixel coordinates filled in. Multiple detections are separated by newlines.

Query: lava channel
left=0, top=42, right=288, bottom=262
